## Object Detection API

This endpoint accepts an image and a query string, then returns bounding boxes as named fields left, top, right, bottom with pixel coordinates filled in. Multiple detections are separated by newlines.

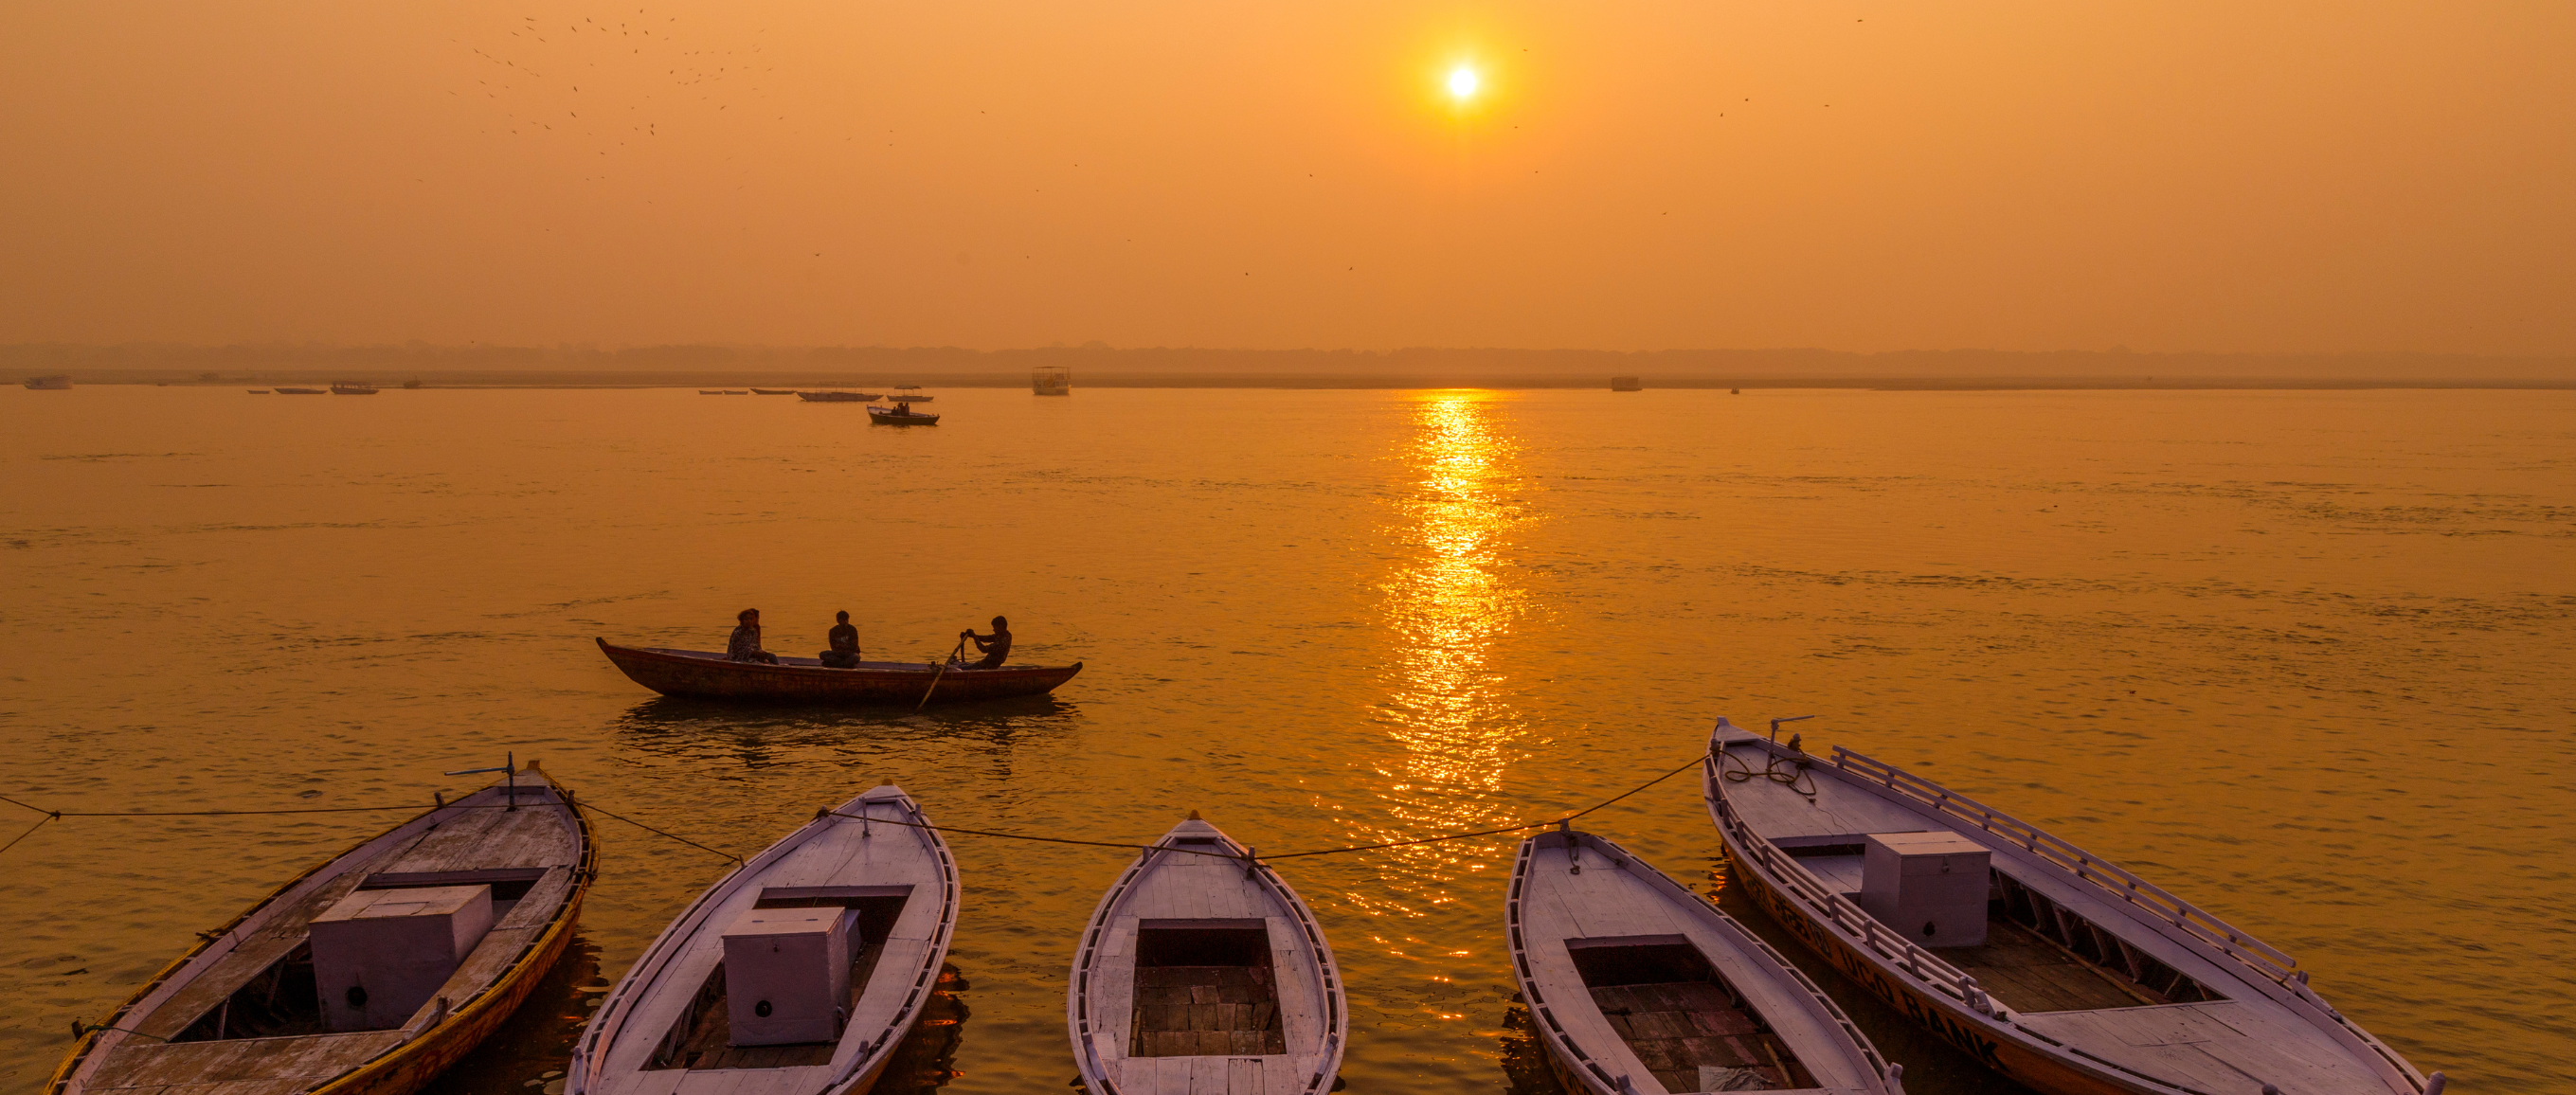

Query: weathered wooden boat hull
left=1506, top=829, right=1899, bottom=1095
left=50, top=767, right=596, bottom=1095
left=1703, top=720, right=2434, bottom=1095
left=570, top=783, right=958, bottom=1095
left=597, top=638, right=1079, bottom=705
left=1068, top=817, right=1347, bottom=1095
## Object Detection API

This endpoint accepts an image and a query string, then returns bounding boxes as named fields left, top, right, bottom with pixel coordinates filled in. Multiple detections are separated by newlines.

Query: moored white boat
left=1507, top=826, right=1902, bottom=1094
left=1069, top=815, right=1345, bottom=1095
left=1703, top=719, right=2442, bottom=1095
left=570, top=782, right=958, bottom=1095
left=49, top=764, right=595, bottom=1095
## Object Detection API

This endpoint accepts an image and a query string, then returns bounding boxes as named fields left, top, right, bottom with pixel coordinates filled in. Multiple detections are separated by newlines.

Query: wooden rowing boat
left=49, top=764, right=596, bottom=1095
left=865, top=404, right=938, bottom=425
left=595, top=638, right=1079, bottom=706
left=1703, top=719, right=2442, bottom=1095
left=570, top=782, right=958, bottom=1095
left=1068, top=815, right=1346, bottom=1095
left=1506, top=826, right=1903, bottom=1094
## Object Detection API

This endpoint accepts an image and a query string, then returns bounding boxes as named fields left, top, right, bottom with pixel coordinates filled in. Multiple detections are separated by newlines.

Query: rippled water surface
left=3, top=386, right=2569, bottom=1092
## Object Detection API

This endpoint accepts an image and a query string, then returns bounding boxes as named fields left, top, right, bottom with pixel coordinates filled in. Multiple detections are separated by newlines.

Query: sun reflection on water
left=1343, top=390, right=1537, bottom=921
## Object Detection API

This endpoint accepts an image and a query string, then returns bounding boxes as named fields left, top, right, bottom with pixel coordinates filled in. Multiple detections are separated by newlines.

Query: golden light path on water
left=1343, top=391, right=1537, bottom=943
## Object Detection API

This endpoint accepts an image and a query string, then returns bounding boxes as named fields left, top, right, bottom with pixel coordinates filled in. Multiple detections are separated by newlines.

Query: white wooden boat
left=1068, top=815, right=1345, bottom=1095
left=570, top=782, right=958, bottom=1095
left=49, top=764, right=595, bottom=1095
left=1704, top=719, right=2444, bottom=1095
left=1507, top=826, right=1902, bottom=1094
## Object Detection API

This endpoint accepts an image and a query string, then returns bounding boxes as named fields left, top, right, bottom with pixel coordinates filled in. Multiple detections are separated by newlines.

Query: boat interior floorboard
left=1588, top=981, right=1811, bottom=1093
left=1130, top=965, right=1288, bottom=1057
left=1933, top=918, right=2160, bottom=1014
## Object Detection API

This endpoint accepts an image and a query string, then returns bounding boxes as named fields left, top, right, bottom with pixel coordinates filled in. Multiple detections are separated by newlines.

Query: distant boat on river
left=1033, top=367, right=1071, bottom=395
left=24, top=374, right=72, bottom=389
left=48, top=763, right=595, bottom=1095
left=246, top=389, right=270, bottom=394
left=595, top=638, right=1078, bottom=705
left=889, top=385, right=933, bottom=403
left=569, top=782, right=956, bottom=1095
left=330, top=382, right=379, bottom=395
left=867, top=404, right=940, bottom=425
left=1705, top=718, right=2441, bottom=1095
left=1068, top=815, right=1345, bottom=1095
left=796, top=390, right=881, bottom=403
left=274, top=386, right=328, bottom=395
left=750, top=387, right=797, bottom=395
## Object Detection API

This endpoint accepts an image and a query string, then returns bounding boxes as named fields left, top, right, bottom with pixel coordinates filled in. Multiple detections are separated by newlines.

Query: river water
left=3, top=386, right=2568, bottom=1092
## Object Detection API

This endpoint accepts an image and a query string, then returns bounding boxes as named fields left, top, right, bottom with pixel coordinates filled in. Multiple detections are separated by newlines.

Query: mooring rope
left=826, top=751, right=1710, bottom=861
left=3, top=750, right=1709, bottom=865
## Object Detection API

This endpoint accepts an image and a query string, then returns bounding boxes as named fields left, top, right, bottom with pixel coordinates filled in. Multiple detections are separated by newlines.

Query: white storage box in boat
left=722, top=907, right=860, bottom=1046
left=310, top=884, right=495, bottom=1032
left=1857, top=832, right=1990, bottom=947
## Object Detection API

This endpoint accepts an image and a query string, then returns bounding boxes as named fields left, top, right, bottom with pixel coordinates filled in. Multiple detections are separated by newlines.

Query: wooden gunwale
left=1702, top=723, right=2430, bottom=1095
left=568, top=785, right=958, bottom=1095
left=1502, top=829, right=1897, bottom=1095
left=48, top=765, right=597, bottom=1095
left=1066, top=824, right=1346, bottom=1095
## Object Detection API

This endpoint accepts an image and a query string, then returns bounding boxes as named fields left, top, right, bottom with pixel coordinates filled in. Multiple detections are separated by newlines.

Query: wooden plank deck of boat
left=584, top=786, right=952, bottom=1095
left=1076, top=821, right=1341, bottom=1095
left=69, top=771, right=586, bottom=1095
left=1710, top=727, right=2407, bottom=1095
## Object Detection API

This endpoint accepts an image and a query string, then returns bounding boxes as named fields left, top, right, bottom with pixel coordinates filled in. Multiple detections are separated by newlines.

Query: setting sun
left=1447, top=65, right=1480, bottom=100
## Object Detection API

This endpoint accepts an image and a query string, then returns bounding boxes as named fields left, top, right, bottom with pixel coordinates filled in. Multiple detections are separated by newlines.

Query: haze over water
left=3, top=386, right=2568, bottom=1091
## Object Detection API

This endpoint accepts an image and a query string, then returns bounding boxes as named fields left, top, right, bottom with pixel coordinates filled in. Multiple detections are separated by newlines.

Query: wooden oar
left=916, top=636, right=968, bottom=710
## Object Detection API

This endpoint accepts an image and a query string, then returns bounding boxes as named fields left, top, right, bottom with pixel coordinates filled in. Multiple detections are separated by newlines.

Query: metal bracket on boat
left=1769, top=714, right=1814, bottom=742
left=1243, top=846, right=1258, bottom=879
left=444, top=752, right=516, bottom=810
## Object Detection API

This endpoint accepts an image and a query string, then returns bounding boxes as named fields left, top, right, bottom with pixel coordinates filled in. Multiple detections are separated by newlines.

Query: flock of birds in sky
left=463, top=9, right=784, bottom=176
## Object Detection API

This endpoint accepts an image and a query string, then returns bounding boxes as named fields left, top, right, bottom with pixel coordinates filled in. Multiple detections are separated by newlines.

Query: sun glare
left=1447, top=66, right=1480, bottom=100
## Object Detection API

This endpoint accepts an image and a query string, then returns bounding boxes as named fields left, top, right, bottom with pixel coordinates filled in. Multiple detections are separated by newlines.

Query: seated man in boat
left=726, top=608, right=779, bottom=664
left=819, top=610, right=862, bottom=668
left=958, top=616, right=1012, bottom=669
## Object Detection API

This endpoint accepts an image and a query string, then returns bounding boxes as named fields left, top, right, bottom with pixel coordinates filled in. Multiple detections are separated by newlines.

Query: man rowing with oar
left=957, top=616, right=1012, bottom=669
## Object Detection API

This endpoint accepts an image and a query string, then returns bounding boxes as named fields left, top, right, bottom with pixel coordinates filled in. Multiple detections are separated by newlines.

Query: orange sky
left=3, top=2, right=2570, bottom=353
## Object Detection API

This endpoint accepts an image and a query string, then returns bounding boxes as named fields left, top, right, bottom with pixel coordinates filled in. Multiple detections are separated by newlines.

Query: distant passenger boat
left=1506, top=826, right=1902, bottom=1094
left=1068, top=815, right=1345, bottom=1095
left=274, top=387, right=328, bottom=395
left=723, top=390, right=749, bottom=395
left=698, top=389, right=725, bottom=395
left=246, top=389, right=270, bottom=394
left=1704, top=718, right=2441, bottom=1095
left=1610, top=376, right=1642, bottom=391
left=569, top=782, right=956, bottom=1095
left=330, top=382, right=378, bottom=395
left=796, top=390, right=881, bottom=403
left=750, top=387, right=797, bottom=395
left=1033, top=367, right=1071, bottom=395
left=595, top=638, right=1078, bottom=705
left=867, top=404, right=940, bottom=425
left=48, top=764, right=594, bottom=1095
left=23, top=374, right=71, bottom=390
left=888, top=386, right=934, bottom=403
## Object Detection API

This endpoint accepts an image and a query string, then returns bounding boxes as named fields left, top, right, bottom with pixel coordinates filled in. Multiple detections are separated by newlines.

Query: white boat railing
left=1824, top=745, right=2311, bottom=994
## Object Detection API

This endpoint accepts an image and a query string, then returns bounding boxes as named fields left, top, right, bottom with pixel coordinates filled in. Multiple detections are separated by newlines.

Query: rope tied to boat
left=1716, top=740, right=1819, bottom=799
left=0, top=787, right=744, bottom=866
left=820, top=751, right=1710, bottom=862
